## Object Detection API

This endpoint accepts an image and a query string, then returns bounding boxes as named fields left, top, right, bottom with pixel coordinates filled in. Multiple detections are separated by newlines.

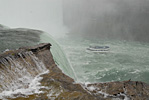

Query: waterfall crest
left=0, top=43, right=51, bottom=99
left=0, top=26, right=77, bottom=81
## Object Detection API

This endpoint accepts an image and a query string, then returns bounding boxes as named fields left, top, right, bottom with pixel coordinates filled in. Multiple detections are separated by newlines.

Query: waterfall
left=0, top=26, right=77, bottom=82
left=0, top=51, right=48, bottom=99
left=40, top=32, right=77, bottom=81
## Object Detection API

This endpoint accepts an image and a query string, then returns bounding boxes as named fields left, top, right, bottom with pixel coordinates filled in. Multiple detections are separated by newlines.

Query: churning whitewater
left=0, top=51, right=49, bottom=99
left=0, top=29, right=78, bottom=99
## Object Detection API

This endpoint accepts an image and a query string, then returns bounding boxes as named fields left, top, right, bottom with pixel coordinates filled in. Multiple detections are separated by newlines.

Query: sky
left=0, top=0, right=67, bottom=37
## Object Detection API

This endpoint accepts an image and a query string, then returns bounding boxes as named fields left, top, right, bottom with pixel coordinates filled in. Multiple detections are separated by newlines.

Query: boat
left=86, top=46, right=110, bottom=52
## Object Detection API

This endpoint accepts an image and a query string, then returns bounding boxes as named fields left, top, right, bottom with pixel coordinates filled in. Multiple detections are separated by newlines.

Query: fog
left=63, top=0, right=149, bottom=42
left=0, top=0, right=67, bottom=38
left=0, top=0, right=149, bottom=41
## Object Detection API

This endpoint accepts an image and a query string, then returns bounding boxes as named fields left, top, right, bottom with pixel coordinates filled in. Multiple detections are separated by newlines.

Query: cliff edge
left=0, top=43, right=149, bottom=100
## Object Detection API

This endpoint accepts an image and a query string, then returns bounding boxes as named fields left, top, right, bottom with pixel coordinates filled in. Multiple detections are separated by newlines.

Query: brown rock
left=0, top=43, right=149, bottom=100
left=85, top=81, right=149, bottom=99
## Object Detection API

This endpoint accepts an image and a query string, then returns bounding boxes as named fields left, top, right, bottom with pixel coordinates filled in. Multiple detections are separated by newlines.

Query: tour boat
left=87, top=46, right=110, bottom=52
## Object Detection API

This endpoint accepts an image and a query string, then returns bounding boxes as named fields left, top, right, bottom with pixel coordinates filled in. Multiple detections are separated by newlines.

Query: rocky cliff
left=0, top=43, right=149, bottom=100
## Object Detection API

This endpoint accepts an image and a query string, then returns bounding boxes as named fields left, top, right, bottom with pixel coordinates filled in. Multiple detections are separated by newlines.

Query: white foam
left=129, top=69, right=140, bottom=74
left=0, top=70, right=49, bottom=100
left=83, top=82, right=130, bottom=99
left=83, top=82, right=110, bottom=98
left=47, top=88, right=63, bottom=100
left=87, top=85, right=96, bottom=91
left=120, top=93, right=130, bottom=100
left=3, top=49, right=10, bottom=52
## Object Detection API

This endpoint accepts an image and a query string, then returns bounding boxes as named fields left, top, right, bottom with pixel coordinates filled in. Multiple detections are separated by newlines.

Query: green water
left=39, top=33, right=77, bottom=80
left=0, top=28, right=41, bottom=53
left=0, top=28, right=77, bottom=80
left=1, top=27, right=149, bottom=84
left=58, top=38, right=149, bottom=83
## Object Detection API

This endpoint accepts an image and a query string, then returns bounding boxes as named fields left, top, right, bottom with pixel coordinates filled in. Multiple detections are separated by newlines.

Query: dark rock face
left=0, top=43, right=149, bottom=100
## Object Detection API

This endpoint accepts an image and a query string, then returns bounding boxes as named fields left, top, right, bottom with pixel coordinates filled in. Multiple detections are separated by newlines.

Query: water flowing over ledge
left=0, top=43, right=51, bottom=99
left=0, top=24, right=77, bottom=81
left=0, top=43, right=149, bottom=100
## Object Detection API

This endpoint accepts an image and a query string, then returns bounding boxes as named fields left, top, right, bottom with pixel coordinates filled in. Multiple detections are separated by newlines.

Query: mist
left=0, top=0, right=149, bottom=42
left=0, top=0, right=67, bottom=38
left=63, top=0, right=149, bottom=42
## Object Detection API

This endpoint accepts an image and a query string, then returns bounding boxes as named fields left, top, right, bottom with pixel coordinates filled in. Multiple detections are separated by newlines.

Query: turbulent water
left=0, top=27, right=76, bottom=80
left=0, top=26, right=149, bottom=86
left=39, top=33, right=77, bottom=80
left=0, top=51, right=49, bottom=99
left=0, top=26, right=149, bottom=100
left=58, top=37, right=149, bottom=83
left=0, top=27, right=77, bottom=99
left=1, top=26, right=149, bottom=84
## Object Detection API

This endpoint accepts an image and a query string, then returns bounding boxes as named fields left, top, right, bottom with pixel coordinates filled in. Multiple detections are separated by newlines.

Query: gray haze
left=0, top=0, right=67, bottom=38
left=0, top=0, right=149, bottom=41
left=63, top=0, right=149, bottom=42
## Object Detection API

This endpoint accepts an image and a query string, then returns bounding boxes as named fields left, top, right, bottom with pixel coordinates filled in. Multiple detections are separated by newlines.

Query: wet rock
left=0, top=43, right=149, bottom=100
left=85, top=80, right=149, bottom=100
left=0, top=43, right=96, bottom=100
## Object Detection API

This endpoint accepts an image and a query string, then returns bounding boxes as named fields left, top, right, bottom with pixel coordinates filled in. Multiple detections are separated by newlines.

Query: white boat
left=86, top=46, right=110, bottom=52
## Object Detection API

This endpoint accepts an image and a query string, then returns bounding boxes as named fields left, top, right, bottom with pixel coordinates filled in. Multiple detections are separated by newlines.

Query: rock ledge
left=0, top=43, right=148, bottom=100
